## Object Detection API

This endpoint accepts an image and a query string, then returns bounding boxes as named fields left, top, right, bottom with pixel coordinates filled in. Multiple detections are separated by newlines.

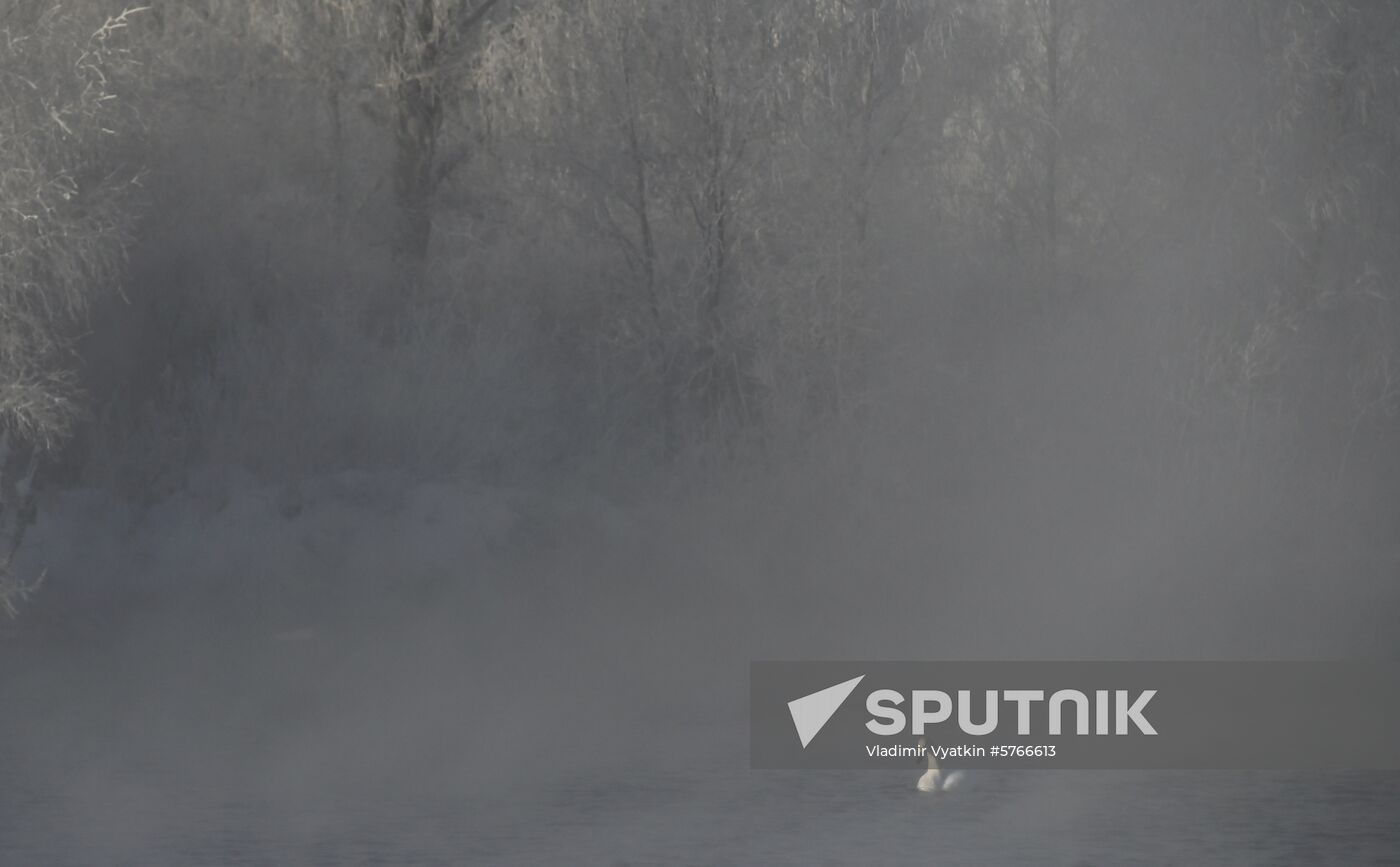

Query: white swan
left=916, top=736, right=941, bottom=791
left=915, top=737, right=965, bottom=792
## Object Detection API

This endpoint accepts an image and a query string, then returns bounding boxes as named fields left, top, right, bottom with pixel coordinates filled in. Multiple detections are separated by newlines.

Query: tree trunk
left=621, top=43, right=674, bottom=455
left=376, top=0, right=447, bottom=337
left=327, top=74, right=346, bottom=239
left=1039, top=0, right=1065, bottom=308
left=0, top=432, right=41, bottom=619
left=392, top=77, right=441, bottom=290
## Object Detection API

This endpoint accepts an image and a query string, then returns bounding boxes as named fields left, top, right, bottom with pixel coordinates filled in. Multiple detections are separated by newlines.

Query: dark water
left=4, top=747, right=1399, bottom=864
left=4, top=636, right=1399, bottom=866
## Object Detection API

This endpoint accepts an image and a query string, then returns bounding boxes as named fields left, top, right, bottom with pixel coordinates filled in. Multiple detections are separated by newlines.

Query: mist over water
left=3, top=457, right=1397, bottom=863
left=4, top=0, right=1400, bottom=863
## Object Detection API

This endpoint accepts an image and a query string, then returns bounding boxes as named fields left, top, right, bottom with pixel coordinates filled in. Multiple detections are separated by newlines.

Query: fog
left=2, top=1, right=1399, bottom=864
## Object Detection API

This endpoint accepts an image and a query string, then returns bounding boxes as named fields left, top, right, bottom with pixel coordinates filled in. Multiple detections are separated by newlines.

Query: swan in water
left=915, top=737, right=965, bottom=792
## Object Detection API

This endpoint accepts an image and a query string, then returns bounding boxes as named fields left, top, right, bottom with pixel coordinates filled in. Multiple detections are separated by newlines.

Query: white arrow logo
left=788, top=675, right=865, bottom=748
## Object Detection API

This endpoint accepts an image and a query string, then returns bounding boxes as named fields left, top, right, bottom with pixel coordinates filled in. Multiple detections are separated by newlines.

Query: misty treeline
left=5, top=0, right=1400, bottom=531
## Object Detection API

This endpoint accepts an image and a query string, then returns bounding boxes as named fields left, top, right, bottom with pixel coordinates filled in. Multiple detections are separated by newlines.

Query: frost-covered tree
left=0, top=2, right=143, bottom=613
